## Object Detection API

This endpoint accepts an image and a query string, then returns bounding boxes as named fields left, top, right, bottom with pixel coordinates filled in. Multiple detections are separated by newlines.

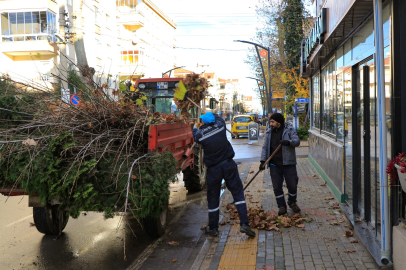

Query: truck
left=0, top=77, right=207, bottom=238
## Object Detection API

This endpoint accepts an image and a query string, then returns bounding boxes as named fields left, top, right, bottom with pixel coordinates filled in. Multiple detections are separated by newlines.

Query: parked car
left=231, top=114, right=255, bottom=138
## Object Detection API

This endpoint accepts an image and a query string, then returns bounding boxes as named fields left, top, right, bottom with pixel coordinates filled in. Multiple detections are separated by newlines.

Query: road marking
left=5, top=214, right=32, bottom=227
left=190, top=238, right=212, bottom=270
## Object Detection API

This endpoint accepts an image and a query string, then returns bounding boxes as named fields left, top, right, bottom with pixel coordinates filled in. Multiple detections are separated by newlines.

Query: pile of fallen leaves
left=225, top=203, right=312, bottom=231
left=174, top=73, right=210, bottom=117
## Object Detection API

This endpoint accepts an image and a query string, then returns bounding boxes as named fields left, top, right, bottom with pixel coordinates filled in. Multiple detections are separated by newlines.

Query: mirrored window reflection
left=321, top=59, right=336, bottom=135
left=312, top=74, right=320, bottom=129
left=336, top=72, right=345, bottom=141
left=344, top=68, right=352, bottom=205
left=353, top=19, right=374, bottom=63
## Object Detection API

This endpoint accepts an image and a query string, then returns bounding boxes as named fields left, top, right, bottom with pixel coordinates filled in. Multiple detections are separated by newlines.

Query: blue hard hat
left=199, top=112, right=215, bottom=124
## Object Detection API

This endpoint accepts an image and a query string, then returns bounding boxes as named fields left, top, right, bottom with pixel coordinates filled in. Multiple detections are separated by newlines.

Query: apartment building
left=0, top=0, right=118, bottom=90
left=116, top=0, right=176, bottom=81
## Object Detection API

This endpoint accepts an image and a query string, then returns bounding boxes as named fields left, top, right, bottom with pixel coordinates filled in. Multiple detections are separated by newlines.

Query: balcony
left=117, top=10, right=145, bottom=31
left=1, top=40, right=58, bottom=61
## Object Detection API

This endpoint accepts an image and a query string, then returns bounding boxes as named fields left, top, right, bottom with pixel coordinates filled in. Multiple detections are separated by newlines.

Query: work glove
left=280, top=140, right=290, bottom=146
left=193, top=123, right=201, bottom=130
left=259, top=161, right=265, bottom=171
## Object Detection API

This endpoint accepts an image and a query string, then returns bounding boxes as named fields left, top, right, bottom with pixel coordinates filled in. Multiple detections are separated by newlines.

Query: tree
left=282, top=66, right=309, bottom=109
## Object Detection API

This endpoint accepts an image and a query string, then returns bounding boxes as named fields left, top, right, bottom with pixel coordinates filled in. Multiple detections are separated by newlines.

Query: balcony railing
left=1, top=34, right=55, bottom=42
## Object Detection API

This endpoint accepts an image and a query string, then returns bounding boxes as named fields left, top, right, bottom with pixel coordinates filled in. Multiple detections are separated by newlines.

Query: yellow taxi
left=231, top=114, right=255, bottom=139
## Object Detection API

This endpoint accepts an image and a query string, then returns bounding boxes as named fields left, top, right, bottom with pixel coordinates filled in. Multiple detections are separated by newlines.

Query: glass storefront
left=309, top=2, right=392, bottom=233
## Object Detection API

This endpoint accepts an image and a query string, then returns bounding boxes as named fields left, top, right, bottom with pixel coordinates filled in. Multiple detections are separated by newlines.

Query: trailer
left=0, top=77, right=207, bottom=238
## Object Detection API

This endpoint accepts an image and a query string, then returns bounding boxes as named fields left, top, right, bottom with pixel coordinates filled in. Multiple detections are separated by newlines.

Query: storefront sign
left=301, top=8, right=327, bottom=75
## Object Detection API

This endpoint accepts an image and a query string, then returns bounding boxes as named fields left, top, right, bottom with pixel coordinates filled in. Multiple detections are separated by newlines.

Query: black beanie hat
left=270, top=113, right=284, bottom=124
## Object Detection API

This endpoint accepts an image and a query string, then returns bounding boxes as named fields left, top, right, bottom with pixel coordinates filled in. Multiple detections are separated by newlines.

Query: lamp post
left=235, top=40, right=281, bottom=114
left=162, top=66, right=185, bottom=78
left=246, top=77, right=266, bottom=116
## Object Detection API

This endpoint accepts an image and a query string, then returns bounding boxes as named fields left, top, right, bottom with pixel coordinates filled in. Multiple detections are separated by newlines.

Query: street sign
left=70, top=95, right=80, bottom=106
left=260, top=49, right=268, bottom=57
left=61, top=89, right=70, bottom=103
left=296, top=98, right=309, bottom=103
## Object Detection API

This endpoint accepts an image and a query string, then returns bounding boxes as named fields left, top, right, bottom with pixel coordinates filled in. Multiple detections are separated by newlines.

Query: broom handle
left=189, top=97, right=238, bottom=137
left=242, top=144, right=282, bottom=192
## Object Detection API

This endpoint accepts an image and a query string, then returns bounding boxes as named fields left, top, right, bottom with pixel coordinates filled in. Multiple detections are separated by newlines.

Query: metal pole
left=267, top=47, right=272, bottom=114
left=255, top=46, right=270, bottom=114
left=295, top=101, right=298, bottom=131
left=373, top=0, right=390, bottom=265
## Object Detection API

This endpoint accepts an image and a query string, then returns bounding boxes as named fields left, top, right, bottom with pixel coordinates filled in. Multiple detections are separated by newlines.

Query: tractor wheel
left=182, top=146, right=207, bottom=192
left=142, top=205, right=168, bottom=238
left=33, top=204, right=69, bottom=235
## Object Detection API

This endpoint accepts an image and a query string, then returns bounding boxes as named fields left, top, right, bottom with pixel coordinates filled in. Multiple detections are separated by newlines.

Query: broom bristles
left=174, top=80, right=188, bottom=101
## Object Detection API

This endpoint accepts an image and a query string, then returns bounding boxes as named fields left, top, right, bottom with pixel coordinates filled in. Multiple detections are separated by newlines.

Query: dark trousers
left=206, top=160, right=249, bottom=229
left=269, top=165, right=299, bottom=208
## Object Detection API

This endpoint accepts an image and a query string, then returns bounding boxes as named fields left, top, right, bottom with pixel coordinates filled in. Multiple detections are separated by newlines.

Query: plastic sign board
left=70, top=95, right=80, bottom=106
left=296, top=98, right=309, bottom=103
left=260, top=50, right=268, bottom=57
left=61, top=89, right=70, bottom=103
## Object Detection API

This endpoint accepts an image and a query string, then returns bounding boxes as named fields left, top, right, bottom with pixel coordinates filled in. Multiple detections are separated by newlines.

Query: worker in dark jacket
left=193, top=112, right=255, bottom=237
left=260, top=113, right=301, bottom=215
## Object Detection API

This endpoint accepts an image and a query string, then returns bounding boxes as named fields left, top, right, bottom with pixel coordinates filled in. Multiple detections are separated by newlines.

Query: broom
left=231, top=144, right=282, bottom=204
left=174, top=80, right=237, bottom=137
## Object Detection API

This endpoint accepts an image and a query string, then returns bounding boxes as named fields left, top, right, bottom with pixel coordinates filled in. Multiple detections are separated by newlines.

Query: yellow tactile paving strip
left=218, top=162, right=264, bottom=270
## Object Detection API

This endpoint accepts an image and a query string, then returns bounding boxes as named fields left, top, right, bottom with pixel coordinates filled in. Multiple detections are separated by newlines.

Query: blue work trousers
left=269, top=165, right=299, bottom=208
left=206, top=160, right=249, bottom=229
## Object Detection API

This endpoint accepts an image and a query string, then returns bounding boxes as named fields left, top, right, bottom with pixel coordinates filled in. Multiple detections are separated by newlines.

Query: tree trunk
left=276, top=18, right=285, bottom=67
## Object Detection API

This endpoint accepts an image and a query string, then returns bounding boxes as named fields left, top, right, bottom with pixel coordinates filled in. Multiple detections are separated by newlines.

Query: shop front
left=301, top=0, right=399, bottom=267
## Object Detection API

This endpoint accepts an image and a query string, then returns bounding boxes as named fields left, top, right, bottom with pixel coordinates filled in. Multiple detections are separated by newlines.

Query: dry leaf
left=131, top=175, right=137, bottom=179
left=201, top=225, right=207, bottom=230
left=344, top=231, right=354, bottom=237
left=350, top=240, right=359, bottom=243
left=172, top=259, right=177, bottom=263
left=249, top=171, right=255, bottom=174
left=344, top=250, right=356, bottom=253
left=324, top=197, right=334, bottom=200
left=22, top=138, right=38, bottom=146
left=320, top=182, right=327, bottom=186
left=296, top=224, right=305, bottom=228
left=355, top=218, right=362, bottom=222
left=29, top=222, right=35, bottom=227
left=344, top=225, right=354, bottom=230
left=330, top=222, right=338, bottom=226
left=168, top=241, right=179, bottom=246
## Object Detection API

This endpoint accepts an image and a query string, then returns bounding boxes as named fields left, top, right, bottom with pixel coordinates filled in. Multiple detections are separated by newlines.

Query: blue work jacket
left=192, top=114, right=235, bottom=167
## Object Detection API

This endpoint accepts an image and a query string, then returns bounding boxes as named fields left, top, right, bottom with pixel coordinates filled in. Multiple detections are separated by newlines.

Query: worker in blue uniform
left=193, top=112, right=255, bottom=237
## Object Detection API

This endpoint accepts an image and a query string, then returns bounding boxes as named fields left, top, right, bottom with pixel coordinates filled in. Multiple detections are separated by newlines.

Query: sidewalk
left=199, top=159, right=379, bottom=270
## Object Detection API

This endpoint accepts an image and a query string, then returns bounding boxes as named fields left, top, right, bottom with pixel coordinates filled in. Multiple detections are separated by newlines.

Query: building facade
left=116, top=0, right=176, bottom=81
left=302, top=0, right=406, bottom=267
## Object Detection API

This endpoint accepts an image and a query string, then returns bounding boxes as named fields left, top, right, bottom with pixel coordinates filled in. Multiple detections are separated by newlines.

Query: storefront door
left=352, top=57, right=380, bottom=234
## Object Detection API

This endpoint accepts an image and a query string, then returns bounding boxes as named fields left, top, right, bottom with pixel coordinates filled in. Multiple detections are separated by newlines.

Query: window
left=1, top=11, right=56, bottom=42
left=66, top=0, right=73, bottom=6
left=120, top=50, right=139, bottom=65
left=336, top=72, right=345, bottom=141
left=312, top=73, right=320, bottom=129
left=116, top=0, right=137, bottom=11
left=321, top=59, right=336, bottom=135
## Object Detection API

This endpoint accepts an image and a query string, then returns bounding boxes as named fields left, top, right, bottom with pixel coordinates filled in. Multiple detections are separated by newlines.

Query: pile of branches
left=226, top=204, right=312, bottom=231
left=174, top=73, right=210, bottom=117
left=0, top=72, right=181, bottom=219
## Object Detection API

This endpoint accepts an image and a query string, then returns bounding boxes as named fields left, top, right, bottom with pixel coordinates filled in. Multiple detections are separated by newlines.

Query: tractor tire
left=142, top=205, right=168, bottom=238
left=182, top=146, right=207, bottom=192
left=33, top=204, right=69, bottom=235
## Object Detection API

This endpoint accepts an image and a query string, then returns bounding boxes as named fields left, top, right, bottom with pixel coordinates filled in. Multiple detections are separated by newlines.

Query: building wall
left=117, top=0, right=176, bottom=80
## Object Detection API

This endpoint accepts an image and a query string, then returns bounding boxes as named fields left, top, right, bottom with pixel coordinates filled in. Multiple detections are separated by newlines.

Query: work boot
left=240, top=223, right=256, bottom=237
left=288, top=202, right=301, bottom=213
left=205, top=226, right=219, bottom=236
left=278, top=206, right=287, bottom=216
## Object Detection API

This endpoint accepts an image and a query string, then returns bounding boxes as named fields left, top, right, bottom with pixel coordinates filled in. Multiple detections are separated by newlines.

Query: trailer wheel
left=33, top=204, right=69, bottom=235
left=142, top=206, right=168, bottom=238
left=182, top=146, right=206, bottom=192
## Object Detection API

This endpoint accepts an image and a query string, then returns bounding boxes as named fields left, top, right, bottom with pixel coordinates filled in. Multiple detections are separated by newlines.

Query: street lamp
left=246, top=77, right=266, bottom=116
left=162, top=66, right=185, bottom=78
left=234, top=40, right=281, bottom=114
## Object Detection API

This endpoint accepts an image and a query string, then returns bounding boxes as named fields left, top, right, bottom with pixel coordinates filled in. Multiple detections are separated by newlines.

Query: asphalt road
left=0, top=127, right=307, bottom=270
